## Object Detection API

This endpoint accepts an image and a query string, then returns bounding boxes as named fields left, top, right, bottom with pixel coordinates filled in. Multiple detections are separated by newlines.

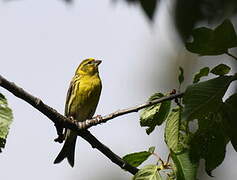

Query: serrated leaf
left=133, top=164, right=162, bottom=180
left=221, top=93, right=237, bottom=151
left=0, top=93, right=13, bottom=152
left=186, top=19, right=237, bottom=55
left=140, top=93, right=171, bottom=135
left=178, top=67, right=184, bottom=85
left=183, top=75, right=237, bottom=122
left=189, top=113, right=227, bottom=176
left=165, top=107, right=183, bottom=153
left=210, top=64, right=231, bottom=76
left=171, top=150, right=198, bottom=180
left=123, top=147, right=155, bottom=167
left=193, top=67, right=210, bottom=83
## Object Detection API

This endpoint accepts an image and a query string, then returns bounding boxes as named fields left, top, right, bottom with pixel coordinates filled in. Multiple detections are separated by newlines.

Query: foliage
left=122, top=0, right=237, bottom=40
left=133, top=165, right=162, bottom=180
left=183, top=75, right=236, bottom=122
left=186, top=19, right=237, bottom=55
left=123, top=147, right=155, bottom=167
left=193, top=67, right=209, bottom=83
left=164, top=107, right=183, bottom=154
left=122, top=0, right=159, bottom=20
left=140, top=93, right=171, bottom=135
left=124, top=19, right=237, bottom=179
left=210, top=64, right=231, bottom=76
left=1, top=4, right=237, bottom=178
left=0, top=93, right=13, bottom=152
left=171, top=150, right=198, bottom=180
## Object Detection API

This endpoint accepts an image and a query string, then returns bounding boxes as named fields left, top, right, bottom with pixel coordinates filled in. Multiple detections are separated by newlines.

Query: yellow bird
left=54, top=58, right=102, bottom=167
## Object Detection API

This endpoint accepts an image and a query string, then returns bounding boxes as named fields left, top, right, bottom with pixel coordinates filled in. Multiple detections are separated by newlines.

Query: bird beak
left=94, top=60, right=102, bottom=66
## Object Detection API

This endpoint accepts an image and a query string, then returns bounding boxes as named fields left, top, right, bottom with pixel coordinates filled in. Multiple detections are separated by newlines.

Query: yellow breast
left=68, top=73, right=102, bottom=121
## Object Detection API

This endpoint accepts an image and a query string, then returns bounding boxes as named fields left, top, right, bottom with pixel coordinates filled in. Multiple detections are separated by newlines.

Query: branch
left=0, top=74, right=184, bottom=175
left=226, top=51, right=237, bottom=61
left=84, top=92, right=183, bottom=128
left=0, top=75, right=138, bottom=175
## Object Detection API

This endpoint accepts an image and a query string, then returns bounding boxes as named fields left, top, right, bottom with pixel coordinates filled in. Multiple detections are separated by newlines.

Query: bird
left=54, top=58, right=102, bottom=167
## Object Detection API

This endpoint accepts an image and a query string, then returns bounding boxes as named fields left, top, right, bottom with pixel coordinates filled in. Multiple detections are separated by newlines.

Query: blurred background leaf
left=120, top=0, right=237, bottom=40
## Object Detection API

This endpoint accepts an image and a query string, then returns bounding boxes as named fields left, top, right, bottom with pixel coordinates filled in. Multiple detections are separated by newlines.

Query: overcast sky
left=1, top=0, right=237, bottom=180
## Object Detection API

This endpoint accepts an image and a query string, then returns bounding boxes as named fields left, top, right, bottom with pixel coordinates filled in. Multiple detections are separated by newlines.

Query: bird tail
left=54, top=130, right=77, bottom=167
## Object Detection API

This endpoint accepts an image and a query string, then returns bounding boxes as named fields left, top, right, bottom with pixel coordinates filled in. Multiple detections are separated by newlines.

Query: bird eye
left=86, top=61, right=93, bottom=65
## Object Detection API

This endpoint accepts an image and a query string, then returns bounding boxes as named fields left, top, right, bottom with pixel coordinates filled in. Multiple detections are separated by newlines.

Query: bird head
left=75, top=58, right=102, bottom=76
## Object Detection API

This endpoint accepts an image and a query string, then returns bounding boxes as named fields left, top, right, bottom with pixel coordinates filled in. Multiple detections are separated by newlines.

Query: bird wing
left=64, top=75, right=80, bottom=117
left=65, top=74, right=102, bottom=120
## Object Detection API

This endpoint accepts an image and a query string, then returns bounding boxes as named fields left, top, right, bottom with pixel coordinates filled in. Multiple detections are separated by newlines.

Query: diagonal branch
left=0, top=74, right=184, bottom=175
left=0, top=75, right=139, bottom=175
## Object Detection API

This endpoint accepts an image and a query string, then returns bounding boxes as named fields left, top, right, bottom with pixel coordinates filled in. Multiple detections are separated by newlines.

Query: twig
left=0, top=74, right=184, bottom=174
left=79, top=92, right=183, bottom=129
left=225, top=51, right=237, bottom=61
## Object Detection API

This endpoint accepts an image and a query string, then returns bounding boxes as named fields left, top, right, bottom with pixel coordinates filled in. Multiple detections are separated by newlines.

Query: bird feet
left=54, top=116, right=75, bottom=143
left=54, top=123, right=65, bottom=143
left=54, top=134, right=65, bottom=143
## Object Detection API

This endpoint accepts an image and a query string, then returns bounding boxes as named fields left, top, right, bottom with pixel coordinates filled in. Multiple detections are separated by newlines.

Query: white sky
left=0, top=0, right=237, bottom=180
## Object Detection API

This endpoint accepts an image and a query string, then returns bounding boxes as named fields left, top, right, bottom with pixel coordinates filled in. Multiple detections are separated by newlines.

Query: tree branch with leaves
left=1, top=19, right=237, bottom=180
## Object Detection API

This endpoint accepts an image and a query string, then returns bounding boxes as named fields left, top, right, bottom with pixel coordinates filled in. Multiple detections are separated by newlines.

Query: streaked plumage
left=54, top=58, right=102, bottom=167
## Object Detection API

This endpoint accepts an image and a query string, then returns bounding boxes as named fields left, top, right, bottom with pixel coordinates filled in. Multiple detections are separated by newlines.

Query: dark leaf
left=210, top=64, right=231, bottom=76
left=139, top=0, right=157, bottom=20
left=190, top=113, right=227, bottom=176
left=186, top=19, right=237, bottom=55
left=221, top=93, right=237, bottom=151
left=174, top=0, right=237, bottom=40
left=183, top=75, right=237, bottom=122
left=193, top=67, right=210, bottom=83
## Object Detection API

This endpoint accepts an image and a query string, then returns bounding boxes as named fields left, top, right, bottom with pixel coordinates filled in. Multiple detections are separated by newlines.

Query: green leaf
left=133, top=164, right=162, bottom=180
left=171, top=150, right=198, bottom=180
left=193, top=67, right=209, bottom=83
left=221, top=93, right=237, bottom=151
left=178, top=67, right=184, bottom=85
left=123, top=147, right=155, bottom=167
left=140, top=93, right=171, bottom=135
left=189, top=113, right=227, bottom=176
left=210, top=64, right=231, bottom=76
left=164, top=107, right=183, bottom=153
left=186, top=19, right=237, bottom=55
left=183, top=75, right=237, bottom=122
left=148, top=146, right=156, bottom=154
left=0, top=93, right=13, bottom=152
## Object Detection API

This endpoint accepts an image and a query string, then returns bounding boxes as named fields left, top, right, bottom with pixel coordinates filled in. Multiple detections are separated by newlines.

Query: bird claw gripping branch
left=54, top=123, right=65, bottom=143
